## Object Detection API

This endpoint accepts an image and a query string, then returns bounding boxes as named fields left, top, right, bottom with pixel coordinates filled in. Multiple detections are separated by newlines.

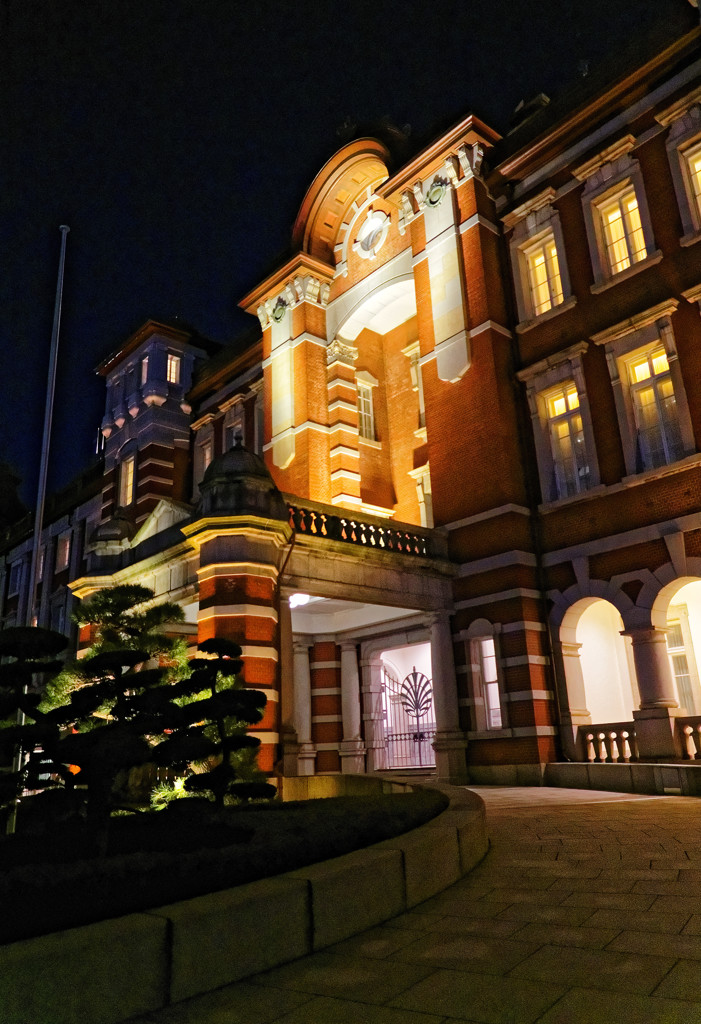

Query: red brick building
left=3, top=16, right=701, bottom=781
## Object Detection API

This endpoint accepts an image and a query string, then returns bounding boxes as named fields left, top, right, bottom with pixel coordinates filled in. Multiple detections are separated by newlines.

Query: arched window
left=466, top=619, right=505, bottom=732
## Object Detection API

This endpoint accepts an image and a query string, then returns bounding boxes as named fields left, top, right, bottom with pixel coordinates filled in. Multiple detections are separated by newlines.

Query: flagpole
left=25, top=224, right=70, bottom=628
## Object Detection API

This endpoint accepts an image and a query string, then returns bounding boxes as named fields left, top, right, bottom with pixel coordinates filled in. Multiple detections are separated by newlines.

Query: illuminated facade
left=3, top=20, right=701, bottom=780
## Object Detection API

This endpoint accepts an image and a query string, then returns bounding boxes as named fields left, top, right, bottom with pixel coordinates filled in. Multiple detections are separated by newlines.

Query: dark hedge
left=0, top=789, right=448, bottom=944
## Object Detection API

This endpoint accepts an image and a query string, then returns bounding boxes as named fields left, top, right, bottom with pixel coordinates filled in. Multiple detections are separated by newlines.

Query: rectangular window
left=685, top=143, right=701, bottom=216
left=8, top=561, right=22, bottom=596
left=598, top=186, right=647, bottom=275
left=166, top=353, right=181, bottom=385
left=55, top=534, right=70, bottom=572
left=471, top=637, right=502, bottom=730
left=357, top=383, right=375, bottom=440
left=119, top=454, right=136, bottom=506
left=628, top=348, right=684, bottom=470
left=666, top=616, right=698, bottom=714
left=37, top=545, right=45, bottom=581
left=546, top=383, right=590, bottom=498
left=225, top=420, right=243, bottom=451
left=525, top=233, right=564, bottom=316
left=202, top=439, right=212, bottom=470
left=141, top=355, right=149, bottom=385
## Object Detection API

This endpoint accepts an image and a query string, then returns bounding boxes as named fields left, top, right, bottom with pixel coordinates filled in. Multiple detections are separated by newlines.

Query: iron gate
left=382, top=665, right=436, bottom=768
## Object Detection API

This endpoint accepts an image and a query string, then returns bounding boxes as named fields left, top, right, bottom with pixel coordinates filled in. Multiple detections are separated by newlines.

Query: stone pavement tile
left=561, top=892, right=655, bottom=911
left=126, top=982, right=313, bottom=1024
left=424, top=916, right=525, bottom=939
left=633, top=879, right=701, bottom=895
left=597, top=867, right=679, bottom=881
left=270, top=994, right=450, bottom=1024
left=508, top=943, right=676, bottom=994
left=535, top=986, right=701, bottom=1024
left=249, top=952, right=435, bottom=1004
left=654, top=959, right=701, bottom=1000
left=547, top=876, right=636, bottom=893
left=420, top=895, right=513, bottom=918
left=458, top=877, right=556, bottom=894
left=517, top=864, right=602, bottom=878
left=508, top=922, right=620, bottom=949
left=677, top=869, right=701, bottom=880
left=388, top=932, right=541, bottom=975
left=477, top=889, right=569, bottom=906
left=607, top=928, right=701, bottom=960
left=651, top=895, right=701, bottom=915
left=383, top=911, right=450, bottom=932
left=585, top=908, right=691, bottom=934
left=497, top=903, right=596, bottom=926
left=682, top=914, right=701, bottom=935
left=325, top=927, right=421, bottom=960
left=388, top=968, right=566, bottom=1023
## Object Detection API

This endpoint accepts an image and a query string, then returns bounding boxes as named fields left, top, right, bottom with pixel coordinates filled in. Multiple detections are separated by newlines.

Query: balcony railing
left=287, top=503, right=433, bottom=558
left=677, top=716, right=701, bottom=760
left=578, top=722, right=638, bottom=763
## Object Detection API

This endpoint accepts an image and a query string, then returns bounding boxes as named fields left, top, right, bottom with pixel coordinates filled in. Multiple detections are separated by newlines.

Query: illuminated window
left=141, top=356, right=149, bottom=385
left=597, top=185, right=647, bottom=275
left=525, top=233, right=564, bottom=316
left=545, top=383, right=591, bottom=498
left=119, top=454, right=136, bottom=506
left=506, top=195, right=573, bottom=326
left=659, top=96, right=701, bottom=242
left=357, top=383, right=375, bottom=440
left=166, top=353, right=181, bottom=385
left=685, top=143, right=701, bottom=217
left=467, top=625, right=505, bottom=733
left=627, top=347, right=684, bottom=470
left=666, top=610, right=700, bottom=714
left=202, top=439, right=212, bottom=470
left=56, top=534, right=71, bottom=572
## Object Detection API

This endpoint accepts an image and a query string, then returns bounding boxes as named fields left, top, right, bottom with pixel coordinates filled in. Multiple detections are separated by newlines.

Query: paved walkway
left=132, top=786, right=701, bottom=1024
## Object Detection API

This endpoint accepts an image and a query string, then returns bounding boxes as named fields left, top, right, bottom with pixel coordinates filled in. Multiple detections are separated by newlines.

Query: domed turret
left=196, top=439, right=288, bottom=521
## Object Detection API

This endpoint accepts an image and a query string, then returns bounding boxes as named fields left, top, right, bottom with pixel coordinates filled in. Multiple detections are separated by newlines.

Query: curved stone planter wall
left=0, top=779, right=487, bottom=1024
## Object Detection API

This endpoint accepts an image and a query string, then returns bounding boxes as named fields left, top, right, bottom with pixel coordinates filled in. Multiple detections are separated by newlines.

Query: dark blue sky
left=2, top=0, right=695, bottom=505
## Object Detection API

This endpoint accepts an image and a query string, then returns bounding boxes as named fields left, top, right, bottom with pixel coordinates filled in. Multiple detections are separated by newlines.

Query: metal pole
left=25, top=224, right=70, bottom=628
left=7, top=226, right=70, bottom=836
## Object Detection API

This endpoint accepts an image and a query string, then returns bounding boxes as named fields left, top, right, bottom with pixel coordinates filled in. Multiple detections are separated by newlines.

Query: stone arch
left=292, top=139, right=391, bottom=264
left=552, top=579, right=635, bottom=642
left=332, top=274, right=417, bottom=343
left=649, top=570, right=701, bottom=715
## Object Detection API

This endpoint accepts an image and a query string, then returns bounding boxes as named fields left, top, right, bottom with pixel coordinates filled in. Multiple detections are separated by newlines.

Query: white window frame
left=657, top=88, right=701, bottom=246
left=465, top=619, right=508, bottom=734
left=506, top=192, right=573, bottom=329
left=166, top=353, right=181, bottom=385
left=140, top=355, right=149, bottom=386
left=592, top=301, right=695, bottom=478
left=409, top=463, right=433, bottom=527
left=574, top=141, right=660, bottom=291
left=222, top=398, right=245, bottom=451
left=666, top=605, right=700, bottom=715
left=119, top=453, right=136, bottom=507
left=518, top=341, right=601, bottom=505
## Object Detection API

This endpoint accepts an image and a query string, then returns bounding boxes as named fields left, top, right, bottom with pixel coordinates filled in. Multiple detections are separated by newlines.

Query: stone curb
left=0, top=778, right=487, bottom=1024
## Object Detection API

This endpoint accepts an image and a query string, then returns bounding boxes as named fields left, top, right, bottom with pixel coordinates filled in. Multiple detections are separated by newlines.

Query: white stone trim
left=457, top=550, right=537, bottom=576
left=470, top=319, right=513, bottom=339
left=261, top=332, right=326, bottom=369
left=512, top=725, right=557, bottom=737
left=454, top=587, right=542, bottom=610
left=328, top=399, right=357, bottom=414
left=311, top=715, right=342, bottom=723
left=459, top=213, right=500, bottom=235
left=501, top=620, right=547, bottom=634
left=503, top=689, right=553, bottom=702
left=311, top=687, right=342, bottom=695
left=542, top=508, right=701, bottom=567
left=330, top=469, right=361, bottom=483
left=196, top=563, right=279, bottom=581
left=330, top=445, right=360, bottom=459
left=240, top=646, right=279, bottom=662
left=197, top=605, right=278, bottom=621
left=503, top=655, right=549, bottom=667
left=444, top=503, right=531, bottom=531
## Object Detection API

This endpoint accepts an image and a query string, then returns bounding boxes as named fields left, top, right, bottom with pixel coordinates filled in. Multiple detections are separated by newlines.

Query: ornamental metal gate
left=381, top=664, right=436, bottom=769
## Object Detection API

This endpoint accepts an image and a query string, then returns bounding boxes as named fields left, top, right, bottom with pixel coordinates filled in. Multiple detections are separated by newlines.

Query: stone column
left=557, top=640, right=592, bottom=761
left=292, top=640, right=316, bottom=775
left=360, top=652, right=387, bottom=772
left=429, top=612, right=468, bottom=781
left=340, top=642, right=365, bottom=773
left=626, top=626, right=681, bottom=760
left=279, top=595, right=298, bottom=776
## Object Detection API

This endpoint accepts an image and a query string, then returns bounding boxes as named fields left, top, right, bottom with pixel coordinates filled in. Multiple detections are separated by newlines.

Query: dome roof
left=196, top=439, right=288, bottom=521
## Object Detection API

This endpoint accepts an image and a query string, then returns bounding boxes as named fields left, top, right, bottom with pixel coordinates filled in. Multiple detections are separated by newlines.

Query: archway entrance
left=380, top=643, right=435, bottom=769
left=656, top=578, right=701, bottom=714
left=561, top=597, right=638, bottom=725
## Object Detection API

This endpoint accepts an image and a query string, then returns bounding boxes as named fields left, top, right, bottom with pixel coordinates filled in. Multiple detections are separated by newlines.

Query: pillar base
left=433, top=730, right=468, bottom=782
left=297, top=742, right=317, bottom=776
left=633, top=708, right=683, bottom=761
left=340, top=740, right=366, bottom=774
left=282, top=737, right=317, bottom=776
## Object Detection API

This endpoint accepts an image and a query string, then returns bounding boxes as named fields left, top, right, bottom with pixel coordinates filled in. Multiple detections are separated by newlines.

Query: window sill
left=621, top=450, right=701, bottom=486
left=590, top=250, right=663, bottom=293
left=680, top=229, right=701, bottom=248
left=539, top=482, right=606, bottom=512
left=515, top=294, right=577, bottom=334
left=359, top=437, right=382, bottom=450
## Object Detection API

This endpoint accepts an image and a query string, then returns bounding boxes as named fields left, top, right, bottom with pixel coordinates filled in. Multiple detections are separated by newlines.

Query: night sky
left=2, top=0, right=695, bottom=507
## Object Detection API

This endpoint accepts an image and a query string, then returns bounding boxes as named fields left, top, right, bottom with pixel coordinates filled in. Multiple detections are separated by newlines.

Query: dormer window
left=167, top=353, right=181, bottom=385
left=141, top=356, right=149, bottom=385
